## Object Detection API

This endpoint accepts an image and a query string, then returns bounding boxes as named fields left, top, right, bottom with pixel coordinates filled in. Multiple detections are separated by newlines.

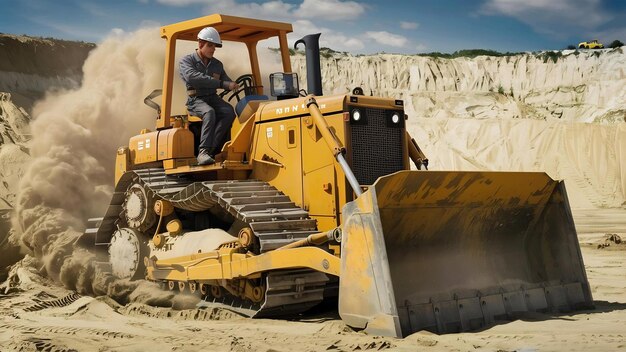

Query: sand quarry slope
left=0, top=34, right=94, bottom=113
left=0, top=32, right=625, bottom=351
left=0, top=92, right=31, bottom=282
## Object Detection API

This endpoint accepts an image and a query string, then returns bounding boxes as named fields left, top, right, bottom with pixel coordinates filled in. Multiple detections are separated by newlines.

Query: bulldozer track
left=84, top=168, right=330, bottom=318
left=18, top=337, right=75, bottom=352
left=23, top=293, right=83, bottom=312
left=119, top=303, right=241, bottom=321
left=0, top=323, right=135, bottom=339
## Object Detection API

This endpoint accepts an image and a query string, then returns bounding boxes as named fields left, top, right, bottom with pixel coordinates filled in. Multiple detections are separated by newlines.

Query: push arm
left=406, top=131, right=429, bottom=170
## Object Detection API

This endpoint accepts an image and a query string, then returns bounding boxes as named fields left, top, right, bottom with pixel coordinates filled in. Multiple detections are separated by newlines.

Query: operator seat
left=235, top=95, right=268, bottom=120
left=185, top=95, right=268, bottom=156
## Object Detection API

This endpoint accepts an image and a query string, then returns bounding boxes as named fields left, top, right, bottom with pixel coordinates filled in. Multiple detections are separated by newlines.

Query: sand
left=0, top=209, right=624, bottom=351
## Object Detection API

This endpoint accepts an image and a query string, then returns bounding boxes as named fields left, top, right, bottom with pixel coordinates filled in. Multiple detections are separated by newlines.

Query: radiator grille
left=349, top=108, right=404, bottom=185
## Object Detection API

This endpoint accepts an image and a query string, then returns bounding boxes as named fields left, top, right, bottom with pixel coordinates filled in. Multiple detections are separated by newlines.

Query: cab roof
left=156, top=14, right=294, bottom=129
left=160, top=14, right=293, bottom=43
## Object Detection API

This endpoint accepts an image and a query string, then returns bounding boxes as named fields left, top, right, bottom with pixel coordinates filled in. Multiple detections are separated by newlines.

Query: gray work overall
left=179, top=51, right=236, bottom=154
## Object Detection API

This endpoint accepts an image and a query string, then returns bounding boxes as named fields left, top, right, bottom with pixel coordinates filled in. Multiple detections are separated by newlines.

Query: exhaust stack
left=295, top=33, right=323, bottom=96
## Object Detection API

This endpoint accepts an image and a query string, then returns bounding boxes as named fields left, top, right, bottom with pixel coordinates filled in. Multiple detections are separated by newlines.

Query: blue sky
left=1, top=0, right=625, bottom=54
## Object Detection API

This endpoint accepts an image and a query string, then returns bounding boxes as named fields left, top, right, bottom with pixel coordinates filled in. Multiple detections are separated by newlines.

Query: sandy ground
left=0, top=208, right=624, bottom=352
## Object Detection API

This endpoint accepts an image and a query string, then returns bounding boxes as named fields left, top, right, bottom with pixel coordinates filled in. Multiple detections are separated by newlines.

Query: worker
left=179, top=27, right=239, bottom=165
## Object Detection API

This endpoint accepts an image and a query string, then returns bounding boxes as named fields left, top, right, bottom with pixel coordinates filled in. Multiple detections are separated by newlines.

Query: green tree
left=608, top=40, right=624, bottom=48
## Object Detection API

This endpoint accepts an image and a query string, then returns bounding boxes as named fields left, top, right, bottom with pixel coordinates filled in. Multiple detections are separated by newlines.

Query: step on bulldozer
left=81, top=14, right=593, bottom=337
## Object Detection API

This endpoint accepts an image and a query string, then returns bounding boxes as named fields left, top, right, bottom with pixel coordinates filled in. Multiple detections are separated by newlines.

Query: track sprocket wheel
left=122, top=183, right=156, bottom=232
left=108, top=227, right=148, bottom=280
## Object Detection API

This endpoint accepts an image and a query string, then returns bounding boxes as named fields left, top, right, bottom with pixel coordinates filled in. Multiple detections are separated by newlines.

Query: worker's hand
left=227, top=81, right=240, bottom=91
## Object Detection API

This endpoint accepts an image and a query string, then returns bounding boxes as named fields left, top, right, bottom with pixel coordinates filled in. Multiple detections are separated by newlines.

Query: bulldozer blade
left=339, top=170, right=592, bottom=337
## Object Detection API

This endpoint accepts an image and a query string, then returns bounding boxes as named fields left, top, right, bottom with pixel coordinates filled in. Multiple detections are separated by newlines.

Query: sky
left=1, top=0, right=625, bottom=54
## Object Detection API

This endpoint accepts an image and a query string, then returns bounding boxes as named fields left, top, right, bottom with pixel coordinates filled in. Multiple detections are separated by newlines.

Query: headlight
left=352, top=109, right=361, bottom=121
left=386, top=110, right=404, bottom=128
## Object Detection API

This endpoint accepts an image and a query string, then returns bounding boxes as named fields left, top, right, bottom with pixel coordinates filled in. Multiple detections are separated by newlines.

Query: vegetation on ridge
left=271, top=42, right=625, bottom=60
left=416, top=49, right=522, bottom=58
left=0, top=33, right=94, bottom=47
left=609, top=40, right=624, bottom=48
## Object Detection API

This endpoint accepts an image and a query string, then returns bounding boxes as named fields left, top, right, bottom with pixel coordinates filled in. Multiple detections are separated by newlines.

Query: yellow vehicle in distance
left=578, top=39, right=604, bottom=49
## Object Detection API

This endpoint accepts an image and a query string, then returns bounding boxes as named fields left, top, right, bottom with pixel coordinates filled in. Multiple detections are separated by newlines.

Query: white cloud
left=481, top=0, right=612, bottom=36
left=138, top=20, right=163, bottom=30
left=78, top=2, right=109, bottom=18
left=294, top=0, right=365, bottom=21
left=202, top=0, right=295, bottom=19
left=153, top=0, right=369, bottom=51
left=155, top=0, right=207, bottom=6
left=365, top=31, right=408, bottom=48
left=28, top=16, right=103, bottom=41
left=156, top=0, right=366, bottom=21
left=109, top=28, right=126, bottom=37
left=415, top=44, right=427, bottom=52
left=292, top=20, right=364, bottom=51
left=400, top=21, right=419, bottom=30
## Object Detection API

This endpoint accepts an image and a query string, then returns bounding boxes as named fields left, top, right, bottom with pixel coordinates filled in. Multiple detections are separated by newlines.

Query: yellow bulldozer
left=82, top=14, right=593, bottom=337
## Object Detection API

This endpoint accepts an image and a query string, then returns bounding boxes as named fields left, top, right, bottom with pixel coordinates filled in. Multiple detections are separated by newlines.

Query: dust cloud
left=8, top=26, right=282, bottom=303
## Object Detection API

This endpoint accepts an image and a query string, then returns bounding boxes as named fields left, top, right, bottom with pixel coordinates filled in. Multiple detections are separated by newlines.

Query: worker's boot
left=197, top=148, right=215, bottom=166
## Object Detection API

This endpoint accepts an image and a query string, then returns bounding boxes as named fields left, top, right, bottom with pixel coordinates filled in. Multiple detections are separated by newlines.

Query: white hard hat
left=197, top=27, right=222, bottom=47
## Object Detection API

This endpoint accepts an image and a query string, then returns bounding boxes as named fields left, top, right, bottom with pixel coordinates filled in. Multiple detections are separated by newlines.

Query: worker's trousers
left=187, top=94, right=236, bottom=155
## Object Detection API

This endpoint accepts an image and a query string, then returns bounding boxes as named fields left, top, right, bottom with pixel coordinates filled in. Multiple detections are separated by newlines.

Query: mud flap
left=339, top=171, right=592, bottom=337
